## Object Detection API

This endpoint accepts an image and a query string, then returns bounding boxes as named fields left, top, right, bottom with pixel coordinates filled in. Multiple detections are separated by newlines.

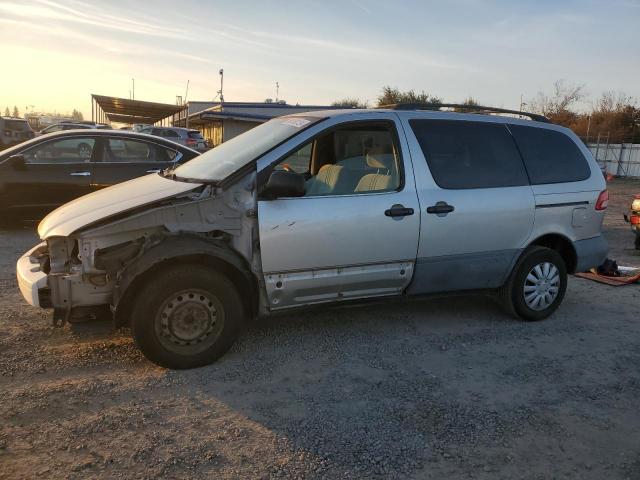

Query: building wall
left=200, top=121, right=223, bottom=147
left=222, top=120, right=262, bottom=142
left=187, top=102, right=218, bottom=115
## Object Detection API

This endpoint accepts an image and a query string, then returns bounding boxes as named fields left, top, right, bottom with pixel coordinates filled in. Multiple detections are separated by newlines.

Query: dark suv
left=1, top=117, right=35, bottom=150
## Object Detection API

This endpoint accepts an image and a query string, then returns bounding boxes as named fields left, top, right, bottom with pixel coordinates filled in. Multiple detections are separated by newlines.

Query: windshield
left=172, top=115, right=323, bottom=182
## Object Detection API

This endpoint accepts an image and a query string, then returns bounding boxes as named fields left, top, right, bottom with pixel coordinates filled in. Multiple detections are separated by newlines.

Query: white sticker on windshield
left=281, top=118, right=311, bottom=128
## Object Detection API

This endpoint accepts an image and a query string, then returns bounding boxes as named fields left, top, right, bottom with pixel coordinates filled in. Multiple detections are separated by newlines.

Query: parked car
left=623, top=194, right=640, bottom=249
left=1, top=117, right=35, bottom=149
left=16, top=106, right=608, bottom=369
left=0, top=129, right=199, bottom=218
left=140, top=126, right=208, bottom=152
left=38, top=122, right=111, bottom=135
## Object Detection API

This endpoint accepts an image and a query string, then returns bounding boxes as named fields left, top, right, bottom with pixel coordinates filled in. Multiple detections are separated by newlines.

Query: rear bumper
left=16, top=243, right=48, bottom=308
left=574, top=235, right=608, bottom=273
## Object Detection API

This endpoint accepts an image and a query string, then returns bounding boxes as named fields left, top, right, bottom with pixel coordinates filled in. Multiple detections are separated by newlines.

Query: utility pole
left=218, top=69, right=224, bottom=103
left=132, top=78, right=135, bottom=100
left=184, top=79, right=190, bottom=129
left=276, top=81, right=279, bottom=102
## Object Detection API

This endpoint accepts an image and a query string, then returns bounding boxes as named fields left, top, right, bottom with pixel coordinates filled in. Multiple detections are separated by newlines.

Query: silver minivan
left=17, top=106, right=608, bottom=369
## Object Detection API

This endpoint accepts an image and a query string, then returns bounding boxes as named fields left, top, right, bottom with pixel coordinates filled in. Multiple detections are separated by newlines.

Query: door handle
left=69, top=172, right=90, bottom=176
left=385, top=204, right=414, bottom=217
left=426, top=202, right=455, bottom=215
left=146, top=169, right=161, bottom=174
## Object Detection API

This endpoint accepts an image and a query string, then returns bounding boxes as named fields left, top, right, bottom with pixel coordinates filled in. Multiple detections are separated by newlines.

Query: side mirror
left=261, top=170, right=305, bottom=199
left=7, top=154, right=26, bottom=170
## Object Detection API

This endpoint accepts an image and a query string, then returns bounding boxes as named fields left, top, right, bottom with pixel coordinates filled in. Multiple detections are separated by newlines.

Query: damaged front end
left=18, top=170, right=264, bottom=327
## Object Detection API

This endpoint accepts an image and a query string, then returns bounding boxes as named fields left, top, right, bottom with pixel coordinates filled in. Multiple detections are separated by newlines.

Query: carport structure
left=91, top=94, right=185, bottom=126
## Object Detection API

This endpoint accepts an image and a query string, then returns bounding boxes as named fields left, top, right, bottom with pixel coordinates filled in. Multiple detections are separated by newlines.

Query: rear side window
left=163, top=129, right=180, bottom=137
left=410, top=120, right=528, bottom=189
left=508, top=125, right=590, bottom=184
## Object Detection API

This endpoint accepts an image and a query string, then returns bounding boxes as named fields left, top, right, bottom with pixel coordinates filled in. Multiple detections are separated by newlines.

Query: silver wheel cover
left=523, top=262, right=560, bottom=311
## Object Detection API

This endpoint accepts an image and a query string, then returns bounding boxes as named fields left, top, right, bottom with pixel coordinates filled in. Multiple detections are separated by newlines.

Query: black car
left=0, top=129, right=200, bottom=218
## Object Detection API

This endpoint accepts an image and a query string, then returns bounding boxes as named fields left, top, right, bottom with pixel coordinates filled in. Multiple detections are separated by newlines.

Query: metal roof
left=200, top=111, right=272, bottom=122
left=91, top=94, right=185, bottom=124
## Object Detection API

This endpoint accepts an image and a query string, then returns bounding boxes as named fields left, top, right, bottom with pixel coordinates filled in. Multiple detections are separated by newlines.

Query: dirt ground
left=1, top=179, right=639, bottom=480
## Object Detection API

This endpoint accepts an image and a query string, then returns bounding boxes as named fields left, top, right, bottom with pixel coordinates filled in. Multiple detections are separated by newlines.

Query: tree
left=461, top=96, right=479, bottom=106
left=3, top=107, right=9, bottom=117
left=452, top=97, right=481, bottom=112
left=71, top=109, right=84, bottom=121
left=331, top=98, right=368, bottom=108
left=376, top=86, right=442, bottom=107
left=12, top=106, right=20, bottom=118
left=529, top=79, right=585, bottom=123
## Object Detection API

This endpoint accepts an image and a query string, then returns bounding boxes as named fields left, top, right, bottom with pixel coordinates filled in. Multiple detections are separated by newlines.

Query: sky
left=1, top=0, right=639, bottom=119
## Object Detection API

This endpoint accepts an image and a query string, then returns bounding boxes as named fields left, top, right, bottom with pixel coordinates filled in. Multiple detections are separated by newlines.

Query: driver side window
left=273, top=122, right=402, bottom=197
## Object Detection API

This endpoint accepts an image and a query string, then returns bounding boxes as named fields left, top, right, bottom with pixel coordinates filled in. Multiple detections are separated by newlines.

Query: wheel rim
left=523, top=262, right=560, bottom=311
left=154, top=289, right=224, bottom=355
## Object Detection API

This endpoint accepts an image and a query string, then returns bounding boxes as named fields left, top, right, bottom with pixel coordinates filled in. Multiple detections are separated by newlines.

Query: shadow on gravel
left=152, top=294, right=523, bottom=477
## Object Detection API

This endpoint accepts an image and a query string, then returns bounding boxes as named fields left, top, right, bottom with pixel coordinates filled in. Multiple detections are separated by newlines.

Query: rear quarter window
left=508, top=125, right=590, bottom=184
left=409, top=119, right=529, bottom=189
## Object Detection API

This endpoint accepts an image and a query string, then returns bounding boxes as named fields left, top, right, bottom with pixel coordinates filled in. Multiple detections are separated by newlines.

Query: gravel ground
left=1, top=179, right=640, bottom=480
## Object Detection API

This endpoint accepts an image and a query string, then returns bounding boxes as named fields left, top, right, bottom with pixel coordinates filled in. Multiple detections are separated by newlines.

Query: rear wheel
left=130, top=264, right=243, bottom=369
left=501, top=246, right=567, bottom=321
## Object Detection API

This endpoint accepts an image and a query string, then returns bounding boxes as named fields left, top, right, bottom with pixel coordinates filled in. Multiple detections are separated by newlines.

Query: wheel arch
left=526, top=233, right=578, bottom=274
left=113, top=235, right=259, bottom=327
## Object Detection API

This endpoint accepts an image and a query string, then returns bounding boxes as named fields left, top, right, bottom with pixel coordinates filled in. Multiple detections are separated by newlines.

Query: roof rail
left=380, top=103, right=550, bottom=123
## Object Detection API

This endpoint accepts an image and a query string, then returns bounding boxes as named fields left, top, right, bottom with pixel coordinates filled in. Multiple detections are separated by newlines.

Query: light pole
left=218, top=69, right=224, bottom=103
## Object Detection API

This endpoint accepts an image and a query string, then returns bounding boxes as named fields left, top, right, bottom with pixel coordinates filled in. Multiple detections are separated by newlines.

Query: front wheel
left=130, top=264, right=244, bottom=369
left=501, top=246, right=567, bottom=321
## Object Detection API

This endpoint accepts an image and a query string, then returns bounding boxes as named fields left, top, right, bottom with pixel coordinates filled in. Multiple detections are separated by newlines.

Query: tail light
left=631, top=215, right=640, bottom=225
left=186, top=138, right=197, bottom=146
left=595, top=190, right=609, bottom=211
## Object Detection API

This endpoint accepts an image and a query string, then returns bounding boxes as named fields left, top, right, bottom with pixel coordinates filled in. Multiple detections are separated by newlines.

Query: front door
left=257, top=119, right=420, bottom=310
left=401, top=117, right=535, bottom=294
left=2, top=136, right=96, bottom=213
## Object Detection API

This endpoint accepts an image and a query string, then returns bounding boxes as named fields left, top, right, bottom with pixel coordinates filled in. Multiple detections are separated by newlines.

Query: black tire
left=500, top=246, right=567, bottom=321
left=130, top=264, right=243, bottom=369
left=635, top=233, right=640, bottom=251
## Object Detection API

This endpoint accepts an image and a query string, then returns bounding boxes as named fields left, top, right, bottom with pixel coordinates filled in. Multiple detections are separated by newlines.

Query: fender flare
left=112, top=234, right=258, bottom=327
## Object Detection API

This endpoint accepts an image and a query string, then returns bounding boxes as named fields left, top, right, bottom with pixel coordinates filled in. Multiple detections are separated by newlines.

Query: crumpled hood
left=38, top=173, right=202, bottom=239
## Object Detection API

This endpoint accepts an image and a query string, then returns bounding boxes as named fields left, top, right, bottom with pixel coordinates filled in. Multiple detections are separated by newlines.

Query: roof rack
left=380, top=103, right=550, bottom=123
